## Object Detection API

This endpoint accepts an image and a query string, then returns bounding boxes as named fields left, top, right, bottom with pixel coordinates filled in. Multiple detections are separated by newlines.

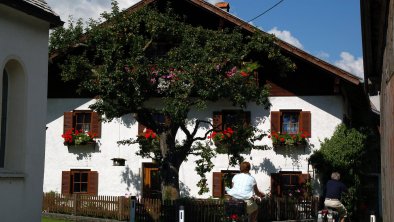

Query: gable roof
left=125, top=0, right=361, bottom=85
left=0, top=0, right=63, bottom=28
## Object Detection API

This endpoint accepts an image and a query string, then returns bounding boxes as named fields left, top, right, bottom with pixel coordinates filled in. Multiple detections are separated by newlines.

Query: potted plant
left=61, top=128, right=97, bottom=146
left=269, top=130, right=309, bottom=148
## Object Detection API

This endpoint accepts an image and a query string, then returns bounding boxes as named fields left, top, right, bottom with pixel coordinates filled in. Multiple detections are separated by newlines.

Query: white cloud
left=334, top=52, right=364, bottom=79
left=268, top=27, right=303, bottom=49
left=46, top=0, right=140, bottom=26
left=206, top=0, right=223, bottom=4
left=316, top=51, right=330, bottom=60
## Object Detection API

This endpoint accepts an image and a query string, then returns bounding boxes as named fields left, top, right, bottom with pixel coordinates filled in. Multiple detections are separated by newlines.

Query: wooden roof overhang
left=360, top=0, right=390, bottom=94
left=123, top=0, right=361, bottom=86
left=0, top=0, right=63, bottom=28
left=50, top=0, right=361, bottom=86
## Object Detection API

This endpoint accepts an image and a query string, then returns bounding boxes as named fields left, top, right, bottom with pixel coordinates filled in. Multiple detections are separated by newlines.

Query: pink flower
left=226, top=66, right=237, bottom=78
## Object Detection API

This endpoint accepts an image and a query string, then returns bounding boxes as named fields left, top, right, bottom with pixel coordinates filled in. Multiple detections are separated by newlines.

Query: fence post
left=129, top=196, right=136, bottom=222
left=73, top=194, right=79, bottom=216
left=370, top=212, right=376, bottom=222
left=179, top=205, right=184, bottom=222
left=118, top=196, right=124, bottom=220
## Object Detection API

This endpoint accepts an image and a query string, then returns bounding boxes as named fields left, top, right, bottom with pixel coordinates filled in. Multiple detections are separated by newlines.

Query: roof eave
left=188, top=0, right=361, bottom=85
left=0, top=0, right=64, bottom=28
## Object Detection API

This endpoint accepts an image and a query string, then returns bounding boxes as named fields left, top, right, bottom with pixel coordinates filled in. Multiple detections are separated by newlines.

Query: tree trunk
left=160, top=160, right=180, bottom=200
left=159, top=130, right=183, bottom=200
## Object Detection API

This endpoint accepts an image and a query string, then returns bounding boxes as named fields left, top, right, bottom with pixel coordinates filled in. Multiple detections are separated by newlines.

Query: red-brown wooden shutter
left=91, top=112, right=101, bottom=138
left=61, top=171, right=71, bottom=195
left=63, top=112, right=73, bottom=134
left=213, top=111, right=223, bottom=131
left=300, top=111, right=311, bottom=137
left=138, top=122, right=146, bottom=135
left=88, top=171, right=98, bottom=195
left=212, top=172, right=223, bottom=197
left=271, top=173, right=281, bottom=196
left=298, top=173, right=310, bottom=184
left=270, top=111, right=281, bottom=134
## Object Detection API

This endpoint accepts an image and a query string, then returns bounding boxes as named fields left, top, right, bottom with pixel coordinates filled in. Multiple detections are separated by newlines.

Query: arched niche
left=1, top=59, right=27, bottom=171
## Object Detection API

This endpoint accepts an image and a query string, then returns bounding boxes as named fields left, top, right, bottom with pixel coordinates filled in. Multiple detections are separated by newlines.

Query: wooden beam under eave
left=277, top=40, right=361, bottom=85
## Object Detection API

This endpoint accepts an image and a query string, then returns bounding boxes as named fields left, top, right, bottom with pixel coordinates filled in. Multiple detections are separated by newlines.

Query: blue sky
left=46, top=0, right=364, bottom=78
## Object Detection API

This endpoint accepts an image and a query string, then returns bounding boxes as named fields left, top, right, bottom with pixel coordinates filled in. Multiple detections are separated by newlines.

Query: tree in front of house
left=308, top=124, right=368, bottom=219
left=50, top=1, right=294, bottom=200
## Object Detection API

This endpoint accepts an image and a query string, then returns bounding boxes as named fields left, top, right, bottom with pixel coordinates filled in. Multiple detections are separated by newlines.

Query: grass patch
left=42, top=217, right=72, bottom=222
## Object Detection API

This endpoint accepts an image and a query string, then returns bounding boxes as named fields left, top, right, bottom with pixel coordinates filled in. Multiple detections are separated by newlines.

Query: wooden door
left=143, top=163, right=161, bottom=198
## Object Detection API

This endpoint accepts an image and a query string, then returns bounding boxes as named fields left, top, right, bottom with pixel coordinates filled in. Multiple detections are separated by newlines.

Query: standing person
left=324, top=172, right=348, bottom=222
left=226, top=161, right=265, bottom=222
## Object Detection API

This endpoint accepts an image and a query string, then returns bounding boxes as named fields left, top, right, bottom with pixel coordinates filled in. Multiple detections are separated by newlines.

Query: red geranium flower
left=230, top=214, right=238, bottom=220
left=240, top=71, right=249, bottom=77
left=144, top=129, right=157, bottom=139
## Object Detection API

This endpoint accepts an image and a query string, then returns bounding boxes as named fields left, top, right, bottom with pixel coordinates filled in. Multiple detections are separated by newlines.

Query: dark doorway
left=142, top=162, right=162, bottom=198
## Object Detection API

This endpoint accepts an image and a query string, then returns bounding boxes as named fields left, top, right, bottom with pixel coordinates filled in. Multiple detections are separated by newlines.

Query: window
left=282, top=111, right=299, bottom=134
left=63, top=111, right=101, bottom=137
left=142, top=163, right=161, bottom=198
left=271, top=171, right=309, bottom=197
left=137, top=112, right=168, bottom=135
left=61, top=170, right=98, bottom=195
left=0, top=70, right=8, bottom=168
left=212, top=170, right=240, bottom=198
left=213, top=110, right=251, bottom=131
left=72, top=170, right=89, bottom=193
left=271, top=110, right=311, bottom=137
left=75, top=112, right=91, bottom=132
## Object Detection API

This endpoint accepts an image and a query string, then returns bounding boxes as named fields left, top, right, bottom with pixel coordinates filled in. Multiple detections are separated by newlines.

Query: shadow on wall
left=121, top=165, right=141, bottom=192
left=251, top=158, right=278, bottom=174
left=298, top=96, right=343, bottom=121
left=47, top=98, right=139, bottom=127
left=120, top=114, right=136, bottom=128
left=273, top=144, right=313, bottom=168
left=67, top=142, right=102, bottom=160
left=180, top=181, right=191, bottom=197
left=47, top=98, right=92, bottom=124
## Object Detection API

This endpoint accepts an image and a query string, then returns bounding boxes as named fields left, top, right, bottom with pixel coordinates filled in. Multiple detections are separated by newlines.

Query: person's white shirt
left=226, top=173, right=256, bottom=200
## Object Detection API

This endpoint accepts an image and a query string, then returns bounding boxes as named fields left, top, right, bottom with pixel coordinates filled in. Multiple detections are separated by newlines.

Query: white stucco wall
left=0, top=5, right=51, bottom=222
left=44, top=95, right=344, bottom=198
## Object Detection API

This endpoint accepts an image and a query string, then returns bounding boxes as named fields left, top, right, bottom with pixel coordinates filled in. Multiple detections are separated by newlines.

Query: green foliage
left=270, top=130, right=309, bottom=147
left=309, top=124, right=367, bottom=218
left=49, top=17, right=85, bottom=53
left=310, top=124, right=366, bottom=171
left=50, top=0, right=294, bottom=196
left=193, top=142, right=216, bottom=195
left=210, top=125, right=260, bottom=166
left=61, top=129, right=97, bottom=146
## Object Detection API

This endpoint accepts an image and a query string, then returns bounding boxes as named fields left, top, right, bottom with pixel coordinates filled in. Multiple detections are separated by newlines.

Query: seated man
left=324, top=172, right=348, bottom=222
left=226, top=161, right=265, bottom=222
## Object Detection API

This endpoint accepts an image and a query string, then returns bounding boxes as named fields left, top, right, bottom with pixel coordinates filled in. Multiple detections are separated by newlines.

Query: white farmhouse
left=43, top=0, right=367, bottom=201
left=0, top=0, right=62, bottom=221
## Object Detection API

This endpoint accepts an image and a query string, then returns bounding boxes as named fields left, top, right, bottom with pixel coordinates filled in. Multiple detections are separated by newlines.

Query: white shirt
left=226, top=173, right=256, bottom=200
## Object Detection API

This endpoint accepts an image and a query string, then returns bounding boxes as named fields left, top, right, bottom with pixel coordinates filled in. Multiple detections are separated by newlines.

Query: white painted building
left=0, top=1, right=62, bottom=221
left=43, top=0, right=365, bottom=201
left=43, top=95, right=344, bottom=197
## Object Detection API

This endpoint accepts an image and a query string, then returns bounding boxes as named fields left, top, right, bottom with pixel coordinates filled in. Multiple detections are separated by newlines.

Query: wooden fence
left=42, top=193, right=319, bottom=221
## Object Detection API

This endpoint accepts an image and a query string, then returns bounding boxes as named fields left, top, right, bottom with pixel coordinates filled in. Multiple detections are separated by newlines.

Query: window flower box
left=270, top=130, right=309, bottom=148
left=62, top=129, right=97, bottom=146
